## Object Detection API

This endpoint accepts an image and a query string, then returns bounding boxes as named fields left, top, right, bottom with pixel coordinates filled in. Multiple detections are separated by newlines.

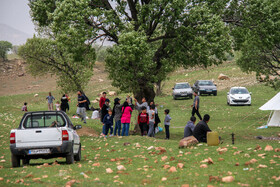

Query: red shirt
left=99, top=97, right=106, bottom=108
left=138, top=113, right=149, bottom=124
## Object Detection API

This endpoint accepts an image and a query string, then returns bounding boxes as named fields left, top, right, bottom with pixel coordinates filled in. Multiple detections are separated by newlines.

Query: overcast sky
left=0, top=0, right=35, bottom=35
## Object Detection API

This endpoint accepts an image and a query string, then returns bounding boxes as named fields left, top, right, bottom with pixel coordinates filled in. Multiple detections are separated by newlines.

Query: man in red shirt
left=99, top=92, right=107, bottom=109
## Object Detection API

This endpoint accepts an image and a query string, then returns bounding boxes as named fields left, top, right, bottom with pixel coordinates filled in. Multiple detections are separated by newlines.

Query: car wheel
left=11, top=154, right=20, bottom=167
left=74, top=144, right=82, bottom=161
left=190, top=95, right=193, bottom=99
left=66, top=147, right=74, bottom=164
left=173, top=96, right=177, bottom=100
left=214, top=92, right=217, bottom=96
left=22, top=158, right=30, bottom=165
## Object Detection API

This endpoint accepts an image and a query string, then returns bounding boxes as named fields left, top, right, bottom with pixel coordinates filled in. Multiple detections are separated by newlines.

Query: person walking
left=77, top=91, right=87, bottom=124
left=113, top=98, right=122, bottom=136
left=121, top=101, right=133, bottom=136
left=191, top=91, right=202, bottom=120
left=61, top=94, right=69, bottom=112
left=46, top=92, right=55, bottom=111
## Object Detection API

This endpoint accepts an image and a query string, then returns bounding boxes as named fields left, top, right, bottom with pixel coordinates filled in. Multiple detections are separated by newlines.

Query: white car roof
left=230, top=87, right=247, bottom=90
left=175, top=82, right=189, bottom=84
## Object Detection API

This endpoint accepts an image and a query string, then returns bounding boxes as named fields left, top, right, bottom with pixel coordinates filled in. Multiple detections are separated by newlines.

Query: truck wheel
left=66, top=147, right=74, bottom=164
left=74, top=144, right=81, bottom=161
left=11, top=154, right=20, bottom=167
left=22, top=158, right=30, bottom=165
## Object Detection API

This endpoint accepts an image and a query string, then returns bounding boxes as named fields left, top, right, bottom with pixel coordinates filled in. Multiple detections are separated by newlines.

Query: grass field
left=0, top=62, right=279, bottom=186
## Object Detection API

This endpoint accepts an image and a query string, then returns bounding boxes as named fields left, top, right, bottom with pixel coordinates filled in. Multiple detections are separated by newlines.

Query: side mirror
left=74, top=125, right=82, bottom=130
left=172, top=88, right=174, bottom=90
left=250, top=92, right=252, bottom=95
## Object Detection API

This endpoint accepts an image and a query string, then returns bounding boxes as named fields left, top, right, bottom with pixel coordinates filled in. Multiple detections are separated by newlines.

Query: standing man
left=46, top=92, right=55, bottom=111
left=99, top=92, right=107, bottom=109
left=193, top=114, right=212, bottom=142
left=77, top=91, right=87, bottom=124
left=191, top=91, right=202, bottom=120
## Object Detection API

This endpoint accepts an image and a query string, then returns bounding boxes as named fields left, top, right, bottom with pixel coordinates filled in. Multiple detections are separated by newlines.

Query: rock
left=179, top=136, right=198, bottom=148
left=200, top=164, right=208, bottom=168
left=106, top=168, right=113, bottom=173
left=218, top=73, right=230, bottom=80
left=168, top=166, right=177, bottom=173
left=99, top=79, right=104, bottom=82
left=109, top=91, right=117, bottom=96
left=222, top=176, right=234, bottom=183
left=161, top=177, right=167, bottom=181
left=264, top=145, right=273, bottom=151
left=34, top=94, right=39, bottom=97
left=117, top=165, right=126, bottom=171
left=17, top=73, right=24, bottom=77
left=177, top=163, right=184, bottom=168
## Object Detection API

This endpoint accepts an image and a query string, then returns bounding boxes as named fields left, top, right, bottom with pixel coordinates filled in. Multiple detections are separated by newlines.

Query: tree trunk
left=133, top=84, right=156, bottom=103
left=155, top=80, right=162, bottom=96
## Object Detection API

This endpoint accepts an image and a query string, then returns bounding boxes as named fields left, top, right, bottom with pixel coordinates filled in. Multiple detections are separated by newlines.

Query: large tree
left=29, top=0, right=232, bottom=101
left=0, top=41, right=12, bottom=61
left=19, top=37, right=95, bottom=93
left=224, top=0, right=280, bottom=88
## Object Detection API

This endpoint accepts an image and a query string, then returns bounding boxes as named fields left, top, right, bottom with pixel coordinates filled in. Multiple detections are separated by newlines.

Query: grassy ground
left=0, top=62, right=279, bottom=186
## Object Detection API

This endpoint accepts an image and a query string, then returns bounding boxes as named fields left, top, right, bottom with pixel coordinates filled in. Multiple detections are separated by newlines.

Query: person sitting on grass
left=184, top=116, right=196, bottom=138
left=193, top=114, right=212, bottom=143
left=22, top=102, right=28, bottom=112
left=138, top=106, right=149, bottom=136
left=103, top=109, right=114, bottom=138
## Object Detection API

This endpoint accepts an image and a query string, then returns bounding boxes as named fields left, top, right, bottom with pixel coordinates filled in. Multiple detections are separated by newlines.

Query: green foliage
left=28, top=0, right=232, bottom=101
left=0, top=41, right=12, bottom=61
left=18, top=37, right=95, bottom=93
left=227, top=0, right=280, bottom=89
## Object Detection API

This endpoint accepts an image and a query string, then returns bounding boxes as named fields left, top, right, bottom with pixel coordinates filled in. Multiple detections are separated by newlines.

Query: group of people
left=45, top=92, right=70, bottom=112
left=183, top=91, right=212, bottom=142
left=98, top=92, right=171, bottom=139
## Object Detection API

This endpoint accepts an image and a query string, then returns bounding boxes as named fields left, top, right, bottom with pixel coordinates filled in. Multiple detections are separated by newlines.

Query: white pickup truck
left=10, top=111, right=82, bottom=167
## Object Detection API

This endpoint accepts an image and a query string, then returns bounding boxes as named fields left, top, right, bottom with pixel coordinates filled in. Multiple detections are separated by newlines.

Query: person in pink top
left=121, top=101, right=133, bottom=136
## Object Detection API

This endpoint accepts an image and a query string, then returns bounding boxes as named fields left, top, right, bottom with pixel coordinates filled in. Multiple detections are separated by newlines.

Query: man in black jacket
left=193, top=114, right=211, bottom=142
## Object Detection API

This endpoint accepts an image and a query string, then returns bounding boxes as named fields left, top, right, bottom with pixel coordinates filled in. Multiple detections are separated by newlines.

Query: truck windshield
left=23, top=114, right=66, bottom=128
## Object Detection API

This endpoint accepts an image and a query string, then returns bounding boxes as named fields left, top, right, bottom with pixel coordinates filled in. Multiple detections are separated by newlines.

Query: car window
left=175, top=84, right=190, bottom=89
left=230, top=88, right=249, bottom=94
left=198, top=81, right=214, bottom=86
left=23, top=114, right=66, bottom=128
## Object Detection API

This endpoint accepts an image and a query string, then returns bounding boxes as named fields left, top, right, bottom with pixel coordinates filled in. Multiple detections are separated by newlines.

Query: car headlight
left=230, top=96, right=235, bottom=100
left=246, top=96, right=251, bottom=100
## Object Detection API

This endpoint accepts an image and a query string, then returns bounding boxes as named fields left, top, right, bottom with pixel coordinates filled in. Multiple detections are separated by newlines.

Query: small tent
left=259, top=92, right=280, bottom=127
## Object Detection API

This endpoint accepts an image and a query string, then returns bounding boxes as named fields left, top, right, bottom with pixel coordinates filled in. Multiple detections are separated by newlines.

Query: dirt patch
left=76, top=126, right=99, bottom=137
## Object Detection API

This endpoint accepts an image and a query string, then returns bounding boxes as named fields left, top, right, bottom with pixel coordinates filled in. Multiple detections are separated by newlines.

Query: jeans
left=114, top=120, right=122, bottom=136
left=192, top=107, right=202, bottom=120
left=77, top=107, right=86, bottom=123
left=105, top=124, right=113, bottom=135
left=165, top=125, right=170, bottom=139
left=148, top=122, right=155, bottom=137
left=121, top=123, right=130, bottom=136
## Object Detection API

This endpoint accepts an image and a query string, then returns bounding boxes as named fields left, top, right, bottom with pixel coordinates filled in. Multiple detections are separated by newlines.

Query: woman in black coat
left=61, top=94, right=69, bottom=112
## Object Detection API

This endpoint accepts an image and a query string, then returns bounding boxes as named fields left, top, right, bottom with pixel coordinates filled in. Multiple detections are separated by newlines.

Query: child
left=22, top=102, right=28, bottom=112
left=103, top=109, right=114, bottom=137
left=55, top=101, right=60, bottom=111
left=147, top=105, right=156, bottom=137
left=138, top=106, right=149, bottom=136
left=164, top=109, right=171, bottom=139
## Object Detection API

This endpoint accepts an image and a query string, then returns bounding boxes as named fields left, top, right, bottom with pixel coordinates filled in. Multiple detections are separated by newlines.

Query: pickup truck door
left=67, top=127, right=80, bottom=154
